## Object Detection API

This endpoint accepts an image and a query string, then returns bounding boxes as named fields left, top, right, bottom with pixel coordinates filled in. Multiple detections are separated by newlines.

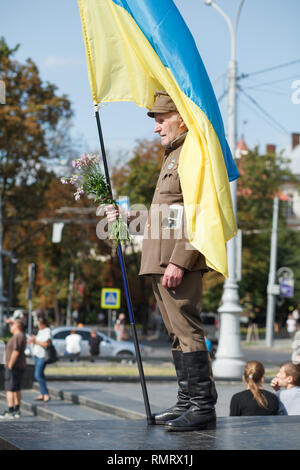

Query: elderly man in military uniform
left=106, top=91, right=217, bottom=432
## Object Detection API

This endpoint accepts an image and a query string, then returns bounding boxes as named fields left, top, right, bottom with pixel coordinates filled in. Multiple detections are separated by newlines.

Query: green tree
left=112, top=139, right=163, bottom=207
left=30, top=177, right=114, bottom=325
left=235, top=148, right=298, bottom=323
left=0, top=38, right=72, bottom=192
left=0, top=37, right=73, bottom=311
left=237, top=147, right=293, bottom=230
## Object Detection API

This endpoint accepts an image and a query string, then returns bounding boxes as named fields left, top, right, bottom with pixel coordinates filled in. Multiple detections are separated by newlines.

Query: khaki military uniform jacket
left=139, top=133, right=207, bottom=276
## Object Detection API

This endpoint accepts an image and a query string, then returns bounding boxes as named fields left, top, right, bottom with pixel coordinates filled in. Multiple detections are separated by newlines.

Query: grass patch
left=265, top=368, right=278, bottom=378
left=45, top=362, right=278, bottom=379
left=45, top=362, right=176, bottom=377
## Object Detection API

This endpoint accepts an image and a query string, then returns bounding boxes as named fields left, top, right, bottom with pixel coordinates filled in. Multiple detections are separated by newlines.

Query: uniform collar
left=165, top=131, right=188, bottom=153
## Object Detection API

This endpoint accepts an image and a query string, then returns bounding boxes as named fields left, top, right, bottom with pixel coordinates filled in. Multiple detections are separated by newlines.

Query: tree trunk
left=53, top=289, right=60, bottom=326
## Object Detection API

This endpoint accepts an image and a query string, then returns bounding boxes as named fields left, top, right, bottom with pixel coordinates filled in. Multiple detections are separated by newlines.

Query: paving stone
left=0, top=416, right=299, bottom=450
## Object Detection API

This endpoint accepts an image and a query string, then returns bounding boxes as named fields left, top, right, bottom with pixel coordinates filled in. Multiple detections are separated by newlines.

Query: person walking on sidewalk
left=105, top=91, right=217, bottom=432
left=230, top=361, right=279, bottom=416
left=114, top=313, right=129, bottom=341
left=286, top=314, right=296, bottom=340
left=270, top=361, right=300, bottom=415
left=0, top=319, right=26, bottom=419
left=291, top=319, right=300, bottom=364
left=246, top=311, right=259, bottom=343
left=64, top=328, right=82, bottom=361
left=30, top=317, right=51, bottom=403
left=88, top=329, right=101, bottom=362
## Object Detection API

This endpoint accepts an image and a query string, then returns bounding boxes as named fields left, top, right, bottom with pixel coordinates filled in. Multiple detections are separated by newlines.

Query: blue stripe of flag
left=112, top=0, right=239, bottom=181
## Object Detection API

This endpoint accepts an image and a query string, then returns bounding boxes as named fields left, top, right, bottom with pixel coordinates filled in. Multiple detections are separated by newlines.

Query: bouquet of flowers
left=61, top=153, right=130, bottom=246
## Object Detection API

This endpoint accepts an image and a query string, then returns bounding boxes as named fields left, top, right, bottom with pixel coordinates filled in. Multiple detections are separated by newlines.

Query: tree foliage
left=237, top=147, right=294, bottom=230
left=112, top=139, right=164, bottom=207
left=235, top=148, right=298, bottom=323
left=0, top=39, right=99, bottom=322
left=0, top=37, right=72, bottom=193
left=0, top=37, right=73, bottom=252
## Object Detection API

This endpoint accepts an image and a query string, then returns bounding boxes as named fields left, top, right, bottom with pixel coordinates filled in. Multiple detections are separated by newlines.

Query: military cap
left=147, top=91, right=178, bottom=117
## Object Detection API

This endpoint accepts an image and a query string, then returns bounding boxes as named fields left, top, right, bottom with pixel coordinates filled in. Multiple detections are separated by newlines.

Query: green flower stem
left=64, top=157, right=131, bottom=246
left=109, top=215, right=130, bottom=246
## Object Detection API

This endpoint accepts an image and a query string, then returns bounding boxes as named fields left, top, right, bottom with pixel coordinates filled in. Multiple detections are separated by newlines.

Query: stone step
left=0, top=390, right=123, bottom=422
left=33, top=382, right=146, bottom=420
left=0, top=397, right=46, bottom=422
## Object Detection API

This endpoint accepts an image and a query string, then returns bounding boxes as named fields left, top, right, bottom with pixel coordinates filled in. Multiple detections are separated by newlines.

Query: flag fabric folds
left=78, top=0, right=239, bottom=277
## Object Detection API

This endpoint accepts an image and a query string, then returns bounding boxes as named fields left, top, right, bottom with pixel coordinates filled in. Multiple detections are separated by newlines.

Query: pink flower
left=74, top=187, right=85, bottom=200
left=70, top=175, right=79, bottom=185
left=71, top=153, right=101, bottom=170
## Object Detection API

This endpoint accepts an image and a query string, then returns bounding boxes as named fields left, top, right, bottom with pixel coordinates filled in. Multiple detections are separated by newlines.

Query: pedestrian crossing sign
left=101, top=288, right=121, bottom=309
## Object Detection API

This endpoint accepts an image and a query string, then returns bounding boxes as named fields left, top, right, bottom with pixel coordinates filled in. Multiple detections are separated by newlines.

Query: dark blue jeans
left=34, top=357, right=49, bottom=395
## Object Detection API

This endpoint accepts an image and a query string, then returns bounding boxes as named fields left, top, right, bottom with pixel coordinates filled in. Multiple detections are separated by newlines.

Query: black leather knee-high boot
left=153, top=349, right=190, bottom=424
left=165, top=350, right=217, bottom=431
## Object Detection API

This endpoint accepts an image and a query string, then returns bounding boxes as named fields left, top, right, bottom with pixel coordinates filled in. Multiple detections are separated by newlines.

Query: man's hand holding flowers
left=61, top=153, right=130, bottom=246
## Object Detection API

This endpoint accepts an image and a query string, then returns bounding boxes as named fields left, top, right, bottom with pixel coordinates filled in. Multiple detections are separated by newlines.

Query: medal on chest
left=167, top=157, right=176, bottom=170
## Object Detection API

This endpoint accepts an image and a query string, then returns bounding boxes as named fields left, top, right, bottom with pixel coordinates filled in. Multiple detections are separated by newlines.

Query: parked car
left=26, top=326, right=147, bottom=359
left=200, top=313, right=219, bottom=342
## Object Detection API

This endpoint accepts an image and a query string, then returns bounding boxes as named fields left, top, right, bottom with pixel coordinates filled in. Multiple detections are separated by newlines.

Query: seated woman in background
left=230, top=360, right=279, bottom=416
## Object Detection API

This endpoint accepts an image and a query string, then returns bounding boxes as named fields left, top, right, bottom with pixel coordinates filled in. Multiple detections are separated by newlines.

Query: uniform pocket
left=160, top=238, right=176, bottom=267
left=159, top=170, right=181, bottom=195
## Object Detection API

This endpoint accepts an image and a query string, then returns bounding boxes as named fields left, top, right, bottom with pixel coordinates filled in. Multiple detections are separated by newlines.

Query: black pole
left=95, top=108, right=154, bottom=425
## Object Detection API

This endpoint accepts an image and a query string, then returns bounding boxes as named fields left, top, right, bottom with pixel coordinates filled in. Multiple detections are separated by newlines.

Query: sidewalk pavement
left=28, top=337, right=293, bottom=420
left=0, top=379, right=299, bottom=450
left=30, top=379, right=264, bottom=419
left=0, top=337, right=299, bottom=450
left=1, top=337, right=292, bottom=423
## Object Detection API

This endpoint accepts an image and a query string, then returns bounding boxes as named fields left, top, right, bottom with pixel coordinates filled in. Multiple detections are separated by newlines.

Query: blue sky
left=2, top=0, right=300, bottom=164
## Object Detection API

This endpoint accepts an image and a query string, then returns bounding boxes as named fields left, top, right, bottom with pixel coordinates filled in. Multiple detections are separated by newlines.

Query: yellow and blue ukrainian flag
left=78, top=0, right=239, bottom=277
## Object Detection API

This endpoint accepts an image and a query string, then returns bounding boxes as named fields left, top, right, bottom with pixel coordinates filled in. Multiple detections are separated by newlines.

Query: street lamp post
left=0, top=84, right=6, bottom=337
left=66, top=265, right=75, bottom=326
left=265, top=197, right=279, bottom=347
left=205, top=0, right=246, bottom=378
left=0, top=195, right=4, bottom=337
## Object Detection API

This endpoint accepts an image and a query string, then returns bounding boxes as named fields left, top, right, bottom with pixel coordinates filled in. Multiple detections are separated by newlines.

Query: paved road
left=0, top=337, right=293, bottom=423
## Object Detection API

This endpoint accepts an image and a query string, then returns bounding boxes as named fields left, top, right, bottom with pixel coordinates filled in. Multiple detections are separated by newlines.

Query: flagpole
left=94, top=106, right=154, bottom=425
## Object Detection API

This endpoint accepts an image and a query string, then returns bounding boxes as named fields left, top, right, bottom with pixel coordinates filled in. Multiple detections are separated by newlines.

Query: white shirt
left=292, top=309, right=300, bottom=320
left=276, top=387, right=300, bottom=415
left=65, top=333, right=82, bottom=354
left=287, top=318, right=296, bottom=333
left=33, top=327, right=51, bottom=359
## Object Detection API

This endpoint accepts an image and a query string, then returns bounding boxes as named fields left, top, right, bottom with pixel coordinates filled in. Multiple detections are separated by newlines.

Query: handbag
left=44, top=342, right=57, bottom=364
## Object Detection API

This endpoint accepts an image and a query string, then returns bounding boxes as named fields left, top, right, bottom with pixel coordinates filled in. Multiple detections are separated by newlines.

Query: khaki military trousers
left=152, top=271, right=207, bottom=353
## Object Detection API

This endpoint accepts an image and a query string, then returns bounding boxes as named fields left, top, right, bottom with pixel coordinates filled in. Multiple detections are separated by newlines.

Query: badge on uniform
left=167, top=157, right=176, bottom=170
left=162, top=204, right=183, bottom=230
